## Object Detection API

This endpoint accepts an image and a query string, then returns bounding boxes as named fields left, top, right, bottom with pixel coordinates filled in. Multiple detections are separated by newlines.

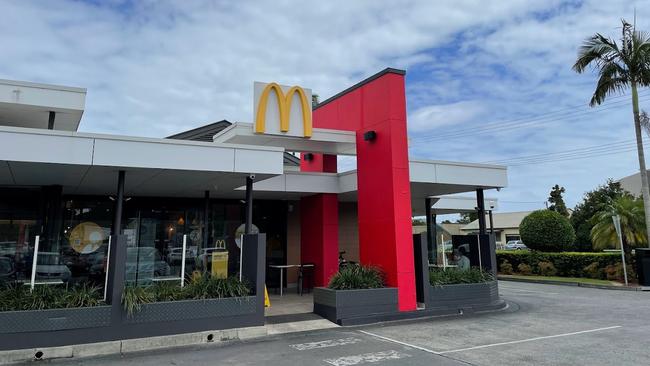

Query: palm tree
left=591, top=195, right=647, bottom=253
left=573, top=19, right=650, bottom=248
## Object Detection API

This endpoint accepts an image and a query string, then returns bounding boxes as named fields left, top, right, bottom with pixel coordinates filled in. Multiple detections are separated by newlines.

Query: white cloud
left=408, top=101, right=485, bottom=132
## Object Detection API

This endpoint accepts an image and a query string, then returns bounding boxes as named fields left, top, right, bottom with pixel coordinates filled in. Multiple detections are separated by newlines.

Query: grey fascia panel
left=0, top=129, right=93, bottom=165
left=92, top=137, right=236, bottom=172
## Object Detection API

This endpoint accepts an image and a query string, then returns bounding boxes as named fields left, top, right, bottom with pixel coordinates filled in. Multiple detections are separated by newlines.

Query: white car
left=505, top=240, right=528, bottom=250
left=35, top=252, right=72, bottom=282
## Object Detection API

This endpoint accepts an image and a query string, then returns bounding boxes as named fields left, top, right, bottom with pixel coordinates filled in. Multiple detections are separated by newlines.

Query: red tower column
left=300, top=153, right=339, bottom=287
left=311, top=69, right=416, bottom=311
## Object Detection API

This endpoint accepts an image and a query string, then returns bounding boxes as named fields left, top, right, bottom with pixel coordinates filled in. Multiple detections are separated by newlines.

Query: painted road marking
left=289, top=337, right=363, bottom=351
left=439, top=325, right=622, bottom=354
left=499, top=286, right=560, bottom=295
left=358, top=330, right=440, bottom=355
left=324, top=350, right=411, bottom=366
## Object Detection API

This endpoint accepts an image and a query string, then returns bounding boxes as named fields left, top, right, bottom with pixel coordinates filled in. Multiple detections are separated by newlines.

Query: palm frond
left=573, top=34, right=621, bottom=73
left=590, top=62, right=629, bottom=106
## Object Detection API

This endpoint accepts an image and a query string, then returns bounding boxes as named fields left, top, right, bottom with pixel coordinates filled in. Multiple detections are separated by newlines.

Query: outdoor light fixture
left=304, top=153, right=314, bottom=161
left=363, top=130, right=377, bottom=141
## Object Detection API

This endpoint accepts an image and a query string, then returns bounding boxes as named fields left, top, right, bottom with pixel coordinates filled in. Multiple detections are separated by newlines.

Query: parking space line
left=289, top=337, right=363, bottom=351
left=439, top=325, right=622, bottom=354
left=324, top=350, right=411, bottom=366
left=358, top=330, right=441, bottom=355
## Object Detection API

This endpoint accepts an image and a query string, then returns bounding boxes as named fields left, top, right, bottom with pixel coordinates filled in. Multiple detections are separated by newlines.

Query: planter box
left=0, top=306, right=111, bottom=334
left=313, top=287, right=398, bottom=323
left=427, top=281, right=499, bottom=310
left=124, top=296, right=257, bottom=324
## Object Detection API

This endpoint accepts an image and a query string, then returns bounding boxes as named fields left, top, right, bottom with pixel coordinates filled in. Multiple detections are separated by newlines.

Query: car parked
left=35, top=252, right=72, bottom=282
left=504, top=240, right=528, bottom=250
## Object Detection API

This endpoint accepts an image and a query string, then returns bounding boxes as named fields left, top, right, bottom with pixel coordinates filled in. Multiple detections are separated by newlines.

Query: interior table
left=268, top=264, right=315, bottom=296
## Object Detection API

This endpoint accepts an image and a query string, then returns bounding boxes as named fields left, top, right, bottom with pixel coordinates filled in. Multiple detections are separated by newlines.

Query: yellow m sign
left=254, top=82, right=312, bottom=138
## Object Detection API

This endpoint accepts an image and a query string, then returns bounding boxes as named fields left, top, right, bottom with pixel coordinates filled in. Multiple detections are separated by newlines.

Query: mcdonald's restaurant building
left=0, top=69, right=507, bottom=352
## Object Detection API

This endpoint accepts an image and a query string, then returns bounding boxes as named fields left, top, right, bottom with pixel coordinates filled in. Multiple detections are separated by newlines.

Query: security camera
left=249, top=174, right=255, bottom=180
left=496, top=187, right=501, bottom=192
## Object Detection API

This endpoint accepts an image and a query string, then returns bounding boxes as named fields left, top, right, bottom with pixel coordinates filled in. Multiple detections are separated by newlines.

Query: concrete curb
left=0, top=326, right=267, bottom=365
left=498, top=276, right=650, bottom=291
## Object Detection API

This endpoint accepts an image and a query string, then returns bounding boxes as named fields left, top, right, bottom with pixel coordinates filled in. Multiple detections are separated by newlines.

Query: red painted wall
left=300, top=152, right=338, bottom=286
left=312, top=70, right=416, bottom=311
left=300, top=193, right=339, bottom=286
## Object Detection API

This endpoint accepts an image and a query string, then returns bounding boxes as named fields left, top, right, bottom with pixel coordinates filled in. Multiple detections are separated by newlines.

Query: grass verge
left=499, top=274, right=620, bottom=286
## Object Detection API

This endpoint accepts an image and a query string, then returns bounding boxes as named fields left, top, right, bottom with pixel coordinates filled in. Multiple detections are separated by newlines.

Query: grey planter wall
left=124, top=296, right=257, bottom=324
left=427, top=281, right=499, bottom=310
left=313, top=287, right=398, bottom=324
left=0, top=306, right=111, bottom=334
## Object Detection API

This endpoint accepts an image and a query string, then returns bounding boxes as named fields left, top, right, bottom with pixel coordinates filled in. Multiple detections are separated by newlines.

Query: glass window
left=0, top=188, right=40, bottom=285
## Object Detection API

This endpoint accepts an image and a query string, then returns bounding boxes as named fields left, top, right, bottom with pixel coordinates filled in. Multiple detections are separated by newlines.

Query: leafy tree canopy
left=548, top=184, right=569, bottom=217
left=570, top=180, right=627, bottom=251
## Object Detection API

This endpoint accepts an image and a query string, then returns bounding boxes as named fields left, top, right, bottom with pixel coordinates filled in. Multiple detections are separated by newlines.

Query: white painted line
left=289, top=337, right=363, bottom=351
left=358, top=330, right=441, bottom=355
left=324, top=350, right=411, bottom=366
left=439, top=325, right=622, bottom=354
left=499, top=287, right=560, bottom=295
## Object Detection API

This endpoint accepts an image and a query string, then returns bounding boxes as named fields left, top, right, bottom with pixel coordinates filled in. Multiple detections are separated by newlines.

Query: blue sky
left=1, top=0, right=649, bottom=215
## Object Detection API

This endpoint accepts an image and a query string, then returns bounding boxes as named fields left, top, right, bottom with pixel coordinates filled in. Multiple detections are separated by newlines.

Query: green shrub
left=519, top=210, right=576, bottom=252
left=497, top=251, right=625, bottom=278
left=583, top=262, right=603, bottom=279
left=328, top=265, right=384, bottom=290
left=122, top=275, right=251, bottom=316
left=537, top=261, right=557, bottom=276
left=517, top=263, right=533, bottom=275
left=499, top=260, right=513, bottom=275
left=429, top=268, right=493, bottom=286
left=604, top=263, right=636, bottom=282
left=0, top=283, right=103, bottom=312
left=122, top=286, right=155, bottom=317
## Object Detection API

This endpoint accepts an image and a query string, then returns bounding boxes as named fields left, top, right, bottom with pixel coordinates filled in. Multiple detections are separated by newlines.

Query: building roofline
left=0, top=78, right=86, bottom=93
left=313, top=68, right=406, bottom=110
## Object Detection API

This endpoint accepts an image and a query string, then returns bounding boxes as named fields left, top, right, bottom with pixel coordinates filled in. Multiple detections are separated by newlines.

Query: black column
left=489, top=210, right=495, bottom=234
left=203, top=190, right=210, bottom=247
left=48, top=111, right=56, bottom=130
left=425, top=197, right=435, bottom=263
left=112, top=170, right=125, bottom=235
left=476, top=188, right=486, bottom=235
left=245, top=176, right=254, bottom=234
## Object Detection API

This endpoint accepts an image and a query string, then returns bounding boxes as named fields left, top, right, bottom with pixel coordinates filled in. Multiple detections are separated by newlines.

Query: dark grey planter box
left=124, top=296, right=257, bottom=324
left=313, top=287, right=398, bottom=324
left=0, top=306, right=111, bottom=334
left=427, top=281, right=499, bottom=310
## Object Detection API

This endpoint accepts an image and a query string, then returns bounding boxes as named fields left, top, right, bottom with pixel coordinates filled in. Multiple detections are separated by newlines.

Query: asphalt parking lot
left=42, top=281, right=650, bottom=365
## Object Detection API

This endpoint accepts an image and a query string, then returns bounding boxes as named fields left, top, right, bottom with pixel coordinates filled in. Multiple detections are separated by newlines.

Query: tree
left=519, top=210, right=576, bottom=252
left=570, top=180, right=627, bottom=251
left=312, top=94, right=320, bottom=108
left=573, top=19, right=650, bottom=248
left=591, top=196, right=647, bottom=259
left=457, top=212, right=478, bottom=224
left=548, top=184, right=569, bottom=217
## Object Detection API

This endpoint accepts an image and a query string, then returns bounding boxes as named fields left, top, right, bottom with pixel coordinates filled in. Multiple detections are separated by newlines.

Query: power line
left=483, top=139, right=647, bottom=164
left=408, top=92, right=650, bottom=144
left=506, top=146, right=646, bottom=166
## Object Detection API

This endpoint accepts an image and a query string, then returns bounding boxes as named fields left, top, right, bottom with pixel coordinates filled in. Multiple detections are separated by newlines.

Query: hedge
left=496, top=250, right=632, bottom=280
left=519, top=210, right=575, bottom=252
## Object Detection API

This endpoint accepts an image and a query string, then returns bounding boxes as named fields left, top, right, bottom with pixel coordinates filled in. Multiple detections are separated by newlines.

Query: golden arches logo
left=255, top=83, right=312, bottom=137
